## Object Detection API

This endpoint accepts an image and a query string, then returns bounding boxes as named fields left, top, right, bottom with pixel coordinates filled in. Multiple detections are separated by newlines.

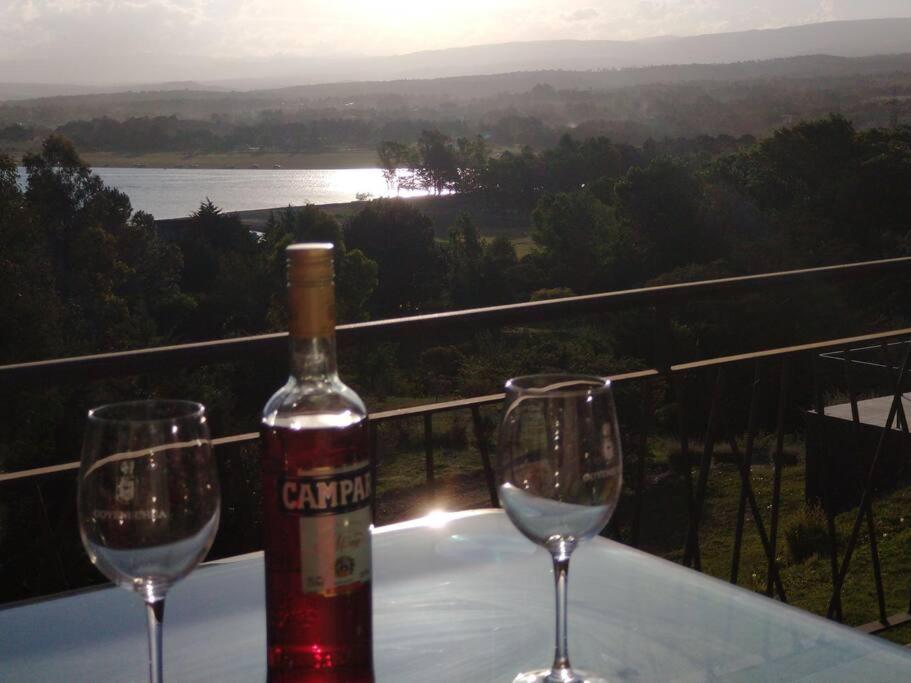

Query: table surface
left=822, top=395, right=909, bottom=429
left=2, top=509, right=910, bottom=682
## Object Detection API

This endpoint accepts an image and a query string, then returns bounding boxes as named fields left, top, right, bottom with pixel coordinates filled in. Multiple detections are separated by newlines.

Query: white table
left=2, top=509, right=910, bottom=682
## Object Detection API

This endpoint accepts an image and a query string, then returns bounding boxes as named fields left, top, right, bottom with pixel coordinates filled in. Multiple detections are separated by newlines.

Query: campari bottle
left=261, top=243, right=374, bottom=683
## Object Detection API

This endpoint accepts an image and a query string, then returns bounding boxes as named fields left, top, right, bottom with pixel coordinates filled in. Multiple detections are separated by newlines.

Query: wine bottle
left=261, top=243, right=374, bottom=683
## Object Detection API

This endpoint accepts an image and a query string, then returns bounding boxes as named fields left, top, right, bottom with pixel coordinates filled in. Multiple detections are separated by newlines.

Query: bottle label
left=279, top=462, right=372, bottom=596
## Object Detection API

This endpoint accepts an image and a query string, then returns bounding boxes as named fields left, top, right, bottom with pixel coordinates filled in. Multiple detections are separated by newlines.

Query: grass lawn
left=510, top=235, right=536, bottom=259
left=638, top=435, right=911, bottom=644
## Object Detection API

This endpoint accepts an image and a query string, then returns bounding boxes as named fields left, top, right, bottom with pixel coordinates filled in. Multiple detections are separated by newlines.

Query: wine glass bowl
left=498, top=375, right=622, bottom=683
left=78, top=400, right=221, bottom=682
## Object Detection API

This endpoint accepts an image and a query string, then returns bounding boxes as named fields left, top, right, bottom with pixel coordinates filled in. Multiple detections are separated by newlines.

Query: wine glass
left=78, top=400, right=221, bottom=683
left=498, top=375, right=622, bottom=683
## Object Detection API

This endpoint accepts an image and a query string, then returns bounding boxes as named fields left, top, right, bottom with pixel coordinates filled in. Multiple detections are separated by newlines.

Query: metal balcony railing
left=2, top=256, right=911, bottom=634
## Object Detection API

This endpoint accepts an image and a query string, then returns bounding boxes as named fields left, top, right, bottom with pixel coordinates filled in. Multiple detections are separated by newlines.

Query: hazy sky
left=3, top=0, right=911, bottom=83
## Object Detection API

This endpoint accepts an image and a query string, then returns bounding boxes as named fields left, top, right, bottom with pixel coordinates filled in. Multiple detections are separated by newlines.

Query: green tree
left=480, top=235, right=519, bottom=304
left=176, top=198, right=266, bottom=337
left=0, top=153, right=61, bottom=364
left=454, top=135, right=490, bottom=193
left=415, top=130, right=459, bottom=195
left=377, top=141, right=417, bottom=192
left=709, top=115, right=901, bottom=262
left=531, top=191, right=621, bottom=293
left=543, top=134, right=625, bottom=193
left=345, top=199, right=444, bottom=316
left=262, top=205, right=378, bottom=323
left=613, top=157, right=717, bottom=277
left=474, top=146, right=546, bottom=208
left=447, top=214, right=485, bottom=307
left=22, top=135, right=184, bottom=352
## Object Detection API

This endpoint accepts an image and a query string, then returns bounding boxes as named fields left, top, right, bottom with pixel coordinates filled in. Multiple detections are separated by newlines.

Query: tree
left=454, top=135, right=490, bottom=193
left=415, top=130, right=459, bottom=195
left=479, top=235, right=520, bottom=305
left=0, top=153, right=61, bottom=364
left=262, top=205, right=378, bottom=323
left=22, top=135, right=184, bottom=352
left=446, top=214, right=519, bottom=307
left=176, top=198, right=266, bottom=337
left=613, top=157, right=716, bottom=277
left=345, top=199, right=444, bottom=316
left=711, top=115, right=911, bottom=261
left=474, top=146, right=546, bottom=208
left=377, top=141, right=416, bottom=191
left=542, top=134, right=625, bottom=194
left=531, top=191, right=619, bottom=293
left=447, top=214, right=485, bottom=307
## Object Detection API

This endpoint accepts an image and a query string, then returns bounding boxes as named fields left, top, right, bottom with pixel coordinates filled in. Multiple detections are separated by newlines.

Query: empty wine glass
left=78, top=400, right=221, bottom=683
left=498, top=375, right=622, bottom=683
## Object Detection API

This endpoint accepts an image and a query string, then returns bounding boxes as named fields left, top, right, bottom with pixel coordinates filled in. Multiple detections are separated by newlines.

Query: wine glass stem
left=146, top=599, right=165, bottom=683
left=551, top=553, right=573, bottom=676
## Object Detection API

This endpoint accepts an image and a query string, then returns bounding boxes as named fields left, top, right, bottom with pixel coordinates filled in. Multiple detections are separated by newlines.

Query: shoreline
left=158, top=193, right=532, bottom=240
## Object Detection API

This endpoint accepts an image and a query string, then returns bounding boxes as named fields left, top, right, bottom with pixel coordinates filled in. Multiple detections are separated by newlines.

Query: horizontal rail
left=8, top=327, right=911, bottom=484
left=857, top=611, right=911, bottom=635
left=0, top=368, right=658, bottom=485
left=676, top=327, right=911, bottom=371
left=8, top=325, right=911, bottom=485
left=8, top=327, right=911, bottom=486
left=2, top=257, right=909, bottom=388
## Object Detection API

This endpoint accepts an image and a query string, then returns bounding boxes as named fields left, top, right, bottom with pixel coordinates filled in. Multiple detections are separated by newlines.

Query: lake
left=15, top=167, right=429, bottom=220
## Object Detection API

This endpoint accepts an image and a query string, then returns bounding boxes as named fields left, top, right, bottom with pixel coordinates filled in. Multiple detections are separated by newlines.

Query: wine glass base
left=512, top=669, right=608, bottom=683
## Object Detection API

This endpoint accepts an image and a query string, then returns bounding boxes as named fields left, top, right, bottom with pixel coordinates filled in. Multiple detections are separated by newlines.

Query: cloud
left=562, top=7, right=599, bottom=22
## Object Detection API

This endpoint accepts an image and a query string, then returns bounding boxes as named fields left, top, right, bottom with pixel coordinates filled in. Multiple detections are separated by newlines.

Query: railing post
left=423, top=413, right=435, bottom=493
left=673, top=372, right=700, bottom=570
left=813, top=352, right=843, bottom=621
left=826, top=342, right=911, bottom=619
left=765, top=359, right=789, bottom=599
left=723, top=363, right=788, bottom=600
left=880, top=342, right=909, bottom=432
left=471, top=405, right=499, bottom=508
left=630, top=378, right=652, bottom=549
left=369, top=421, right=379, bottom=524
left=731, top=362, right=761, bottom=586
left=35, top=480, right=70, bottom=591
left=683, top=367, right=723, bottom=568
left=845, top=345, right=888, bottom=622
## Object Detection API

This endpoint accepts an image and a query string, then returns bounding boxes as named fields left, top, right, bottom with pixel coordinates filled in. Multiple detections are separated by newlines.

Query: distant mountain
left=0, top=83, right=115, bottom=101
left=0, top=81, right=226, bottom=103
left=370, top=18, right=911, bottom=80
left=6, top=53, right=911, bottom=117
left=258, top=54, right=911, bottom=102
left=2, top=18, right=911, bottom=99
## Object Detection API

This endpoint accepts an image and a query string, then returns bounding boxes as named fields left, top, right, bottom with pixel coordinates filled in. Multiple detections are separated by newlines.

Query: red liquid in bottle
left=261, top=419, right=373, bottom=683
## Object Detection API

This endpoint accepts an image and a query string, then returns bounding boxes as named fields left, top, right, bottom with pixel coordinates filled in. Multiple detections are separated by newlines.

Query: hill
left=4, top=52, right=911, bottom=128
left=2, top=17, right=911, bottom=100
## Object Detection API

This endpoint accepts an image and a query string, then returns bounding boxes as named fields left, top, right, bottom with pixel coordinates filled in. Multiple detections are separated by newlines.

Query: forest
left=2, top=51, right=911, bottom=156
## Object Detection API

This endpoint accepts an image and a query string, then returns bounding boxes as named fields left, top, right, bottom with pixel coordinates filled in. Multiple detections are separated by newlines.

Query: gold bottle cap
left=287, top=243, right=334, bottom=286
left=286, top=243, right=335, bottom=337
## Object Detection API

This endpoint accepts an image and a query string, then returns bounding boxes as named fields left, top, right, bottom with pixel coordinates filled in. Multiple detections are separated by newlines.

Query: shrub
left=785, top=506, right=831, bottom=563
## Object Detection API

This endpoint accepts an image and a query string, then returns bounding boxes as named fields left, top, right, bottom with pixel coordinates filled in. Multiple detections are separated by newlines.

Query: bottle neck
left=290, top=334, right=338, bottom=382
